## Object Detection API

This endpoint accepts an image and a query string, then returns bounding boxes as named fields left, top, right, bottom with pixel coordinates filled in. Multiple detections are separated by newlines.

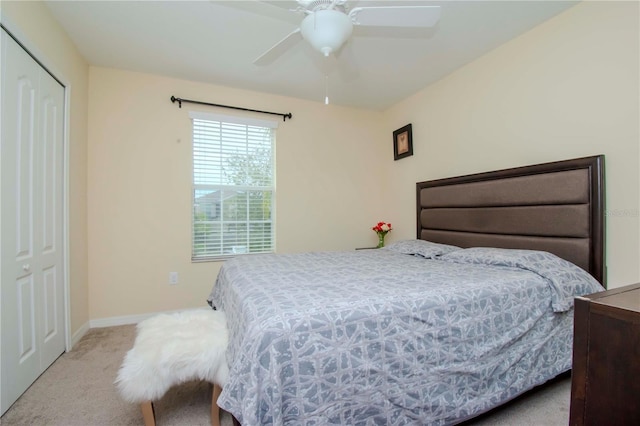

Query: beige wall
left=383, top=1, right=640, bottom=288
left=1, top=2, right=90, bottom=337
left=87, top=67, right=386, bottom=319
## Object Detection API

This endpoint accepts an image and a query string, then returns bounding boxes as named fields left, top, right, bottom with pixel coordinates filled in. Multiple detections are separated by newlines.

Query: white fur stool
left=115, top=309, right=229, bottom=426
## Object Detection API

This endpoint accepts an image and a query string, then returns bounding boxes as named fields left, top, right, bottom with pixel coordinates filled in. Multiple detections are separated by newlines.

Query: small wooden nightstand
left=569, top=283, right=640, bottom=425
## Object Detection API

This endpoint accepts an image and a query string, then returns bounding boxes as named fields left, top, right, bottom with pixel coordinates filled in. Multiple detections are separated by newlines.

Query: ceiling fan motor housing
left=299, top=0, right=348, bottom=12
left=300, top=9, right=353, bottom=57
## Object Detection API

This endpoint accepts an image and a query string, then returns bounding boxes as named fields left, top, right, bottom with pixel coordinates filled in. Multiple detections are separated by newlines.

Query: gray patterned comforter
left=207, top=245, right=603, bottom=425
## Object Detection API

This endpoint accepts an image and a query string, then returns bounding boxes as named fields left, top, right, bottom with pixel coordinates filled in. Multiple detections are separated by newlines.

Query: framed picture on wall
left=393, top=124, right=413, bottom=161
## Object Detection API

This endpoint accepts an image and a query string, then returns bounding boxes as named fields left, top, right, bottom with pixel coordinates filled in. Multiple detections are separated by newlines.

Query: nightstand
left=569, top=283, right=640, bottom=425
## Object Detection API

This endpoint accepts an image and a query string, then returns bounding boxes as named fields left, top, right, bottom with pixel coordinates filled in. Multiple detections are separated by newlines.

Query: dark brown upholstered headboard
left=416, top=156, right=605, bottom=286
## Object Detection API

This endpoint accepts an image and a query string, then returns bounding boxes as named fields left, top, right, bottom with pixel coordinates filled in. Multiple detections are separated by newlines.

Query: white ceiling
left=44, top=0, right=579, bottom=111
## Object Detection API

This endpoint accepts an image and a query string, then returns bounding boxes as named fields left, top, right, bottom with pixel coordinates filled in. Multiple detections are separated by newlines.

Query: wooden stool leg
left=140, top=401, right=156, bottom=426
left=211, top=384, right=223, bottom=426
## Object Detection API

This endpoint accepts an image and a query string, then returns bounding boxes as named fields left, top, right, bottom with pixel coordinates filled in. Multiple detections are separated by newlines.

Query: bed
left=207, top=155, right=606, bottom=425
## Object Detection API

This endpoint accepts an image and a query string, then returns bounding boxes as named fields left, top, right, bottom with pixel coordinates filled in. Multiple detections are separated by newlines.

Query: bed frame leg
left=140, top=401, right=155, bottom=426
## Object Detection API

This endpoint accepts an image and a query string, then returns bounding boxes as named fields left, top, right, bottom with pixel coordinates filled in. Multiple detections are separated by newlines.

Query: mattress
left=207, top=244, right=602, bottom=425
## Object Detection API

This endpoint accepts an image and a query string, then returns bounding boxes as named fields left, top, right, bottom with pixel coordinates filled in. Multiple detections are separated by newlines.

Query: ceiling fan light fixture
left=300, top=10, right=353, bottom=57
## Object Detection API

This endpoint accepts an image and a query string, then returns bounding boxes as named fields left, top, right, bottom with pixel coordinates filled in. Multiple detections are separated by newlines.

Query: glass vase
left=376, top=233, right=385, bottom=248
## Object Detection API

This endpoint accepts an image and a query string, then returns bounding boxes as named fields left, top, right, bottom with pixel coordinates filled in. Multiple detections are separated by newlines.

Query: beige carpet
left=1, top=324, right=571, bottom=425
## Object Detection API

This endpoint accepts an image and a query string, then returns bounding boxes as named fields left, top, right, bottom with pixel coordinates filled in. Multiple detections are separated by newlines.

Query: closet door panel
left=1, top=30, right=42, bottom=413
left=37, top=65, right=65, bottom=367
left=1, top=29, right=66, bottom=415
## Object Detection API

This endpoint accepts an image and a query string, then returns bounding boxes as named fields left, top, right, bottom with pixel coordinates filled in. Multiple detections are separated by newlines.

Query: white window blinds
left=190, top=111, right=276, bottom=260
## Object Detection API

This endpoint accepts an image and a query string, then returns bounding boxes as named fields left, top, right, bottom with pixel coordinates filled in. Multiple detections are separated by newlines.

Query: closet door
left=1, top=28, right=66, bottom=415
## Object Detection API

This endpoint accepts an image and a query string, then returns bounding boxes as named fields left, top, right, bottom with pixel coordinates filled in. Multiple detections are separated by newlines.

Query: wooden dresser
left=570, top=283, right=640, bottom=425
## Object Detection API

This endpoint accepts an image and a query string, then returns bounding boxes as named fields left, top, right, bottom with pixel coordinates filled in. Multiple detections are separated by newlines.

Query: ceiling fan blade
left=214, top=1, right=300, bottom=25
left=349, top=6, right=441, bottom=28
left=254, top=28, right=303, bottom=66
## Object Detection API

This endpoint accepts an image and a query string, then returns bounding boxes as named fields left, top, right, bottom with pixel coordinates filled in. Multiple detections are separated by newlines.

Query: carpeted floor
left=1, top=324, right=571, bottom=425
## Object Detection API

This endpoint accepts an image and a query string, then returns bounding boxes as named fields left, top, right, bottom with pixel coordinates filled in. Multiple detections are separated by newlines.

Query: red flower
left=372, top=221, right=392, bottom=233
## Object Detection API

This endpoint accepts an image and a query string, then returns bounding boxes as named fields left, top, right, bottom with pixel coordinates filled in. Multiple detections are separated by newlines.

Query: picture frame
left=393, top=124, right=413, bottom=161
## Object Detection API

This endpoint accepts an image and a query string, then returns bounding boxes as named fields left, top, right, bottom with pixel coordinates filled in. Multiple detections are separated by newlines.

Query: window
left=190, top=111, right=276, bottom=260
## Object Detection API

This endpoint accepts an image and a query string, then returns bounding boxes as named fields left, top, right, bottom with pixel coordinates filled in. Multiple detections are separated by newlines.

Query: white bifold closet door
left=1, top=28, right=66, bottom=414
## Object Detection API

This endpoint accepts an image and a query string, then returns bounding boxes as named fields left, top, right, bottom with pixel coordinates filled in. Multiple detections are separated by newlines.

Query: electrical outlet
left=169, top=272, right=178, bottom=285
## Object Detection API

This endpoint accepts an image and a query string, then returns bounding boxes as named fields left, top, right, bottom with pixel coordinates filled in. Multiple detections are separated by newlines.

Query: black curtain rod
left=170, top=96, right=292, bottom=121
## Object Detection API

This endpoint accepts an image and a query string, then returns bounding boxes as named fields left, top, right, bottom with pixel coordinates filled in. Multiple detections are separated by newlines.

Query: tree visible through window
left=190, top=112, right=276, bottom=260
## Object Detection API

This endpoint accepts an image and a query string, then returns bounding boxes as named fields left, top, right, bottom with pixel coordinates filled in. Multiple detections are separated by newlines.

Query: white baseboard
left=89, top=307, right=211, bottom=329
left=70, top=321, right=90, bottom=350
left=89, top=312, right=157, bottom=328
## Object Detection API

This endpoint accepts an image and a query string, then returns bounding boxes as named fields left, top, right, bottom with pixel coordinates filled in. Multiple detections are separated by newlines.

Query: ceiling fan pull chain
left=325, top=75, right=329, bottom=105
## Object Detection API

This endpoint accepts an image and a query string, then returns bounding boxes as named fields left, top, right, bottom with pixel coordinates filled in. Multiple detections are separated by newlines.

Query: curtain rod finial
left=170, top=96, right=182, bottom=108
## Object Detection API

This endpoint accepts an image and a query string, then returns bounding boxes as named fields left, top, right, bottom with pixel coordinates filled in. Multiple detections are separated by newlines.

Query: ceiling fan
left=254, top=0, right=442, bottom=66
